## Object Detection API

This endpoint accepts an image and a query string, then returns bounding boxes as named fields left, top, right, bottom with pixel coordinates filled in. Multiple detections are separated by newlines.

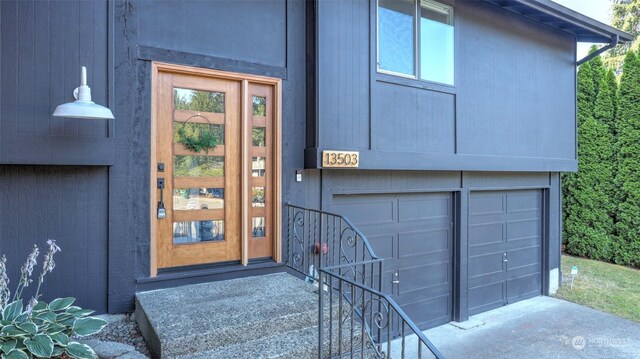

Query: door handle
left=392, top=272, right=400, bottom=284
left=157, top=178, right=166, bottom=219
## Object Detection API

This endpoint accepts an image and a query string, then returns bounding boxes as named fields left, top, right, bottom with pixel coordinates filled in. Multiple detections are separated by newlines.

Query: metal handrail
left=285, top=204, right=444, bottom=359
left=286, top=203, right=380, bottom=260
left=320, top=264, right=445, bottom=358
left=286, top=204, right=381, bottom=282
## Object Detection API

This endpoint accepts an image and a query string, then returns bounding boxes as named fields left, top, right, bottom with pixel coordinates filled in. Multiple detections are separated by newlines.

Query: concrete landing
left=135, top=273, right=319, bottom=358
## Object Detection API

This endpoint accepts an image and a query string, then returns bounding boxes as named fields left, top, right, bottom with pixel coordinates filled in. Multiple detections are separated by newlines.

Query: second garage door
left=332, top=192, right=454, bottom=329
left=468, top=190, right=543, bottom=315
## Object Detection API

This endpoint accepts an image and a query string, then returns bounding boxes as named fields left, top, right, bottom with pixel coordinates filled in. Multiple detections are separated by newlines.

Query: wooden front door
left=152, top=65, right=280, bottom=271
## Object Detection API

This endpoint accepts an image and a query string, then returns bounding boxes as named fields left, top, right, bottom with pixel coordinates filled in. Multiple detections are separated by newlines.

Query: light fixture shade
left=52, top=66, right=115, bottom=120
left=53, top=101, right=115, bottom=120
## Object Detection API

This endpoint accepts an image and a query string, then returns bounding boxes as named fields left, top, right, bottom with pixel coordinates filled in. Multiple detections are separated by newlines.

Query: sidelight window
left=377, top=0, right=454, bottom=85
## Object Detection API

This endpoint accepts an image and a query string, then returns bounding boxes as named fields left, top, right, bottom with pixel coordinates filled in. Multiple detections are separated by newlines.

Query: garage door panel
left=469, top=222, right=504, bottom=247
left=398, top=228, right=451, bottom=258
left=469, top=190, right=543, bottom=316
left=333, top=192, right=454, bottom=330
left=399, top=262, right=450, bottom=293
left=506, top=191, right=541, bottom=212
left=507, top=236, right=541, bottom=251
left=398, top=195, right=450, bottom=223
left=507, top=273, right=541, bottom=303
left=507, top=219, right=541, bottom=240
left=507, top=245, right=541, bottom=270
left=469, top=193, right=505, bottom=215
left=333, top=196, right=395, bottom=226
left=468, top=252, right=504, bottom=278
left=469, top=281, right=505, bottom=315
left=367, top=233, right=396, bottom=262
left=401, top=294, right=452, bottom=328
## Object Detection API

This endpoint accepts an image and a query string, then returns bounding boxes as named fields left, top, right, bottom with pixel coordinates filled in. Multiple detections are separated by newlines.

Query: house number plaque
left=322, top=150, right=359, bottom=168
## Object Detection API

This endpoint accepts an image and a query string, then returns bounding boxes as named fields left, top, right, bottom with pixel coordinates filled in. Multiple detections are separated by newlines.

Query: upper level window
left=378, top=0, right=454, bottom=85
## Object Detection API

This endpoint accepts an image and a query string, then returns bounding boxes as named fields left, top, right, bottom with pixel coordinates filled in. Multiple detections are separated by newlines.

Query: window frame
left=376, top=0, right=455, bottom=86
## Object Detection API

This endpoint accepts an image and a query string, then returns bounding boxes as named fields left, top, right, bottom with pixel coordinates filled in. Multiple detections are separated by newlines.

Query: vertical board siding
left=1, top=0, right=111, bottom=165
left=455, top=1, right=575, bottom=159
left=372, top=83, right=455, bottom=153
left=317, top=0, right=370, bottom=149
left=312, top=0, right=576, bottom=167
left=1, top=0, right=108, bottom=139
left=137, top=0, right=286, bottom=68
left=0, top=166, right=108, bottom=313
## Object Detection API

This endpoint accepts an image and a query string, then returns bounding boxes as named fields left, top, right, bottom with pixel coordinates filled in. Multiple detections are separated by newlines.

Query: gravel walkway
left=83, top=313, right=152, bottom=358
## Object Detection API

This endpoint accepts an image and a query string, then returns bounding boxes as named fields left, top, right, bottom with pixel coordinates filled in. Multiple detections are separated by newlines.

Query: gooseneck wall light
left=52, top=66, right=114, bottom=120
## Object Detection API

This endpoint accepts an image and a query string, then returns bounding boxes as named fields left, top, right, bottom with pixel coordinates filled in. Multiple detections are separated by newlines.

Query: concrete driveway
left=418, top=296, right=639, bottom=359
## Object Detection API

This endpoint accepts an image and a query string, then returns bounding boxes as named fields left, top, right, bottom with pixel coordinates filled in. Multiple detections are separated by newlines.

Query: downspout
left=577, top=34, right=620, bottom=66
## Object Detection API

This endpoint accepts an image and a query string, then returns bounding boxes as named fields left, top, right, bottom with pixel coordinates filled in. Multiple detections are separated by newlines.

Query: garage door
left=468, top=190, right=543, bottom=316
left=332, top=192, right=454, bottom=329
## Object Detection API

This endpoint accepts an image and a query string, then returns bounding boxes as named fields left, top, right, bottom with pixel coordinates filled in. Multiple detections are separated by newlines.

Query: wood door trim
left=274, top=81, right=283, bottom=263
left=241, top=79, right=250, bottom=266
left=154, top=62, right=282, bottom=85
left=150, top=62, right=283, bottom=276
left=150, top=63, right=159, bottom=277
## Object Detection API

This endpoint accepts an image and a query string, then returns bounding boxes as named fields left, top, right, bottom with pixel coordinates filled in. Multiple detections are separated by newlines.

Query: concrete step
left=174, top=320, right=370, bottom=359
left=173, top=326, right=318, bottom=359
left=135, top=273, right=320, bottom=358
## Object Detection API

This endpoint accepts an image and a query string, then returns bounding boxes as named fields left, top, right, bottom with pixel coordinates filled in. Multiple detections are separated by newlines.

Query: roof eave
left=481, top=0, right=634, bottom=44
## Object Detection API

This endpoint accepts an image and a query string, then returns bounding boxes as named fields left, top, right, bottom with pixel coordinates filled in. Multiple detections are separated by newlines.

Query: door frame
left=149, top=62, right=283, bottom=277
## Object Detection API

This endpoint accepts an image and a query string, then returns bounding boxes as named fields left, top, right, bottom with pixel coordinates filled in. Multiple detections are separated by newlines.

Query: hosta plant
left=0, top=241, right=107, bottom=359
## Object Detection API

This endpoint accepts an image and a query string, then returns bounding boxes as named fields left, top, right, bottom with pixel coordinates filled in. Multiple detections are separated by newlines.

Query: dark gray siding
left=372, top=84, right=455, bottom=154
left=0, top=0, right=113, bottom=165
left=137, top=0, right=286, bottom=68
left=317, top=0, right=370, bottom=150
left=0, top=166, right=108, bottom=313
left=456, top=1, right=576, bottom=159
left=310, top=0, right=577, bottom=171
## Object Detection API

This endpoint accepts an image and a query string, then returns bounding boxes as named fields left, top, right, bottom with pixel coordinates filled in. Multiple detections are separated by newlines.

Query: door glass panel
left=173, top=123, right=225, bottom=146
left=252, top=217, right=266, bottom=238
left=173, top=188, right=224, bottom=210
left=174, top=88, right=225, bottom=113
left=252, top=187, right=265, bottom=207
left=253, top=96, right=266, bottom=116
left=253, top=127, right=266, bottom=147
left=174, top=155, right=224, bottom=177
left=173, top=220, right=225, bottom=244
left=252, top=157, right=265, bottom=177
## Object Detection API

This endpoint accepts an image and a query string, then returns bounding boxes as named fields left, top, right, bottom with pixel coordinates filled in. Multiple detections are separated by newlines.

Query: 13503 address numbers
left=322, top=150, right=359, bottom=168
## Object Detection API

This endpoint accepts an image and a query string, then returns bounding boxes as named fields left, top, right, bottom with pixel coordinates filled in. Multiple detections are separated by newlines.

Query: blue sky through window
left=420, top=18, right=454, bottom=85
left=378, top=7, right=415, bottom=75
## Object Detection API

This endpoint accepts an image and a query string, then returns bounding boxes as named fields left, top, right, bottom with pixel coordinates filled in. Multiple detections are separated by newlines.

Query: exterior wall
left=0, top=0, right=313, bottom=313
left=320, top=170, right=562, bottom=321
left=0, top=0, right=567, bottom=316
left=0, top=166, right=109, bottom=313
left=0, top=0, right=112, bottom=165
left=307, top=0, right=577, bottom=171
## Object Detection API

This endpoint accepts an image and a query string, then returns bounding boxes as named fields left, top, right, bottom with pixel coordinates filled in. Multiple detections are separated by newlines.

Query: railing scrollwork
left=286, top=204, right=445, bottom=359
